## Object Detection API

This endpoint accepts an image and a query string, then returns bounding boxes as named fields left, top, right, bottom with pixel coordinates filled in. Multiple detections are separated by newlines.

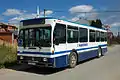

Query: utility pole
left=37, top=6, right=40, bottom=18
left=84, top=12, right=87, bottom=19
left=44, top=9, right=46, bottom=18
left=118, top=27, right=120, bottom=37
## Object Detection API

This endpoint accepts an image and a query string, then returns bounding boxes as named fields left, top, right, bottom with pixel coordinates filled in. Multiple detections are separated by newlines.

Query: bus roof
left=20, top=17, right=54, bottom=22
left=20, top=17, right=106, bottom=31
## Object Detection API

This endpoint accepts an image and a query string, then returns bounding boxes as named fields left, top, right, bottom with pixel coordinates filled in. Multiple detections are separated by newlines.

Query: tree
left=95, top=19, right=102, bottom=28
left=90, top=19, right=102, bottom=28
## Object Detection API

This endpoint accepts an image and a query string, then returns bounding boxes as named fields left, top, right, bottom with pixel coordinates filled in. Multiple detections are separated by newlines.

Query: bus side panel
left=78, top=49, right=98, bottom=61
left=55, top=55, right=68, bottom=68
left=100, top=43, right=107, bottom=55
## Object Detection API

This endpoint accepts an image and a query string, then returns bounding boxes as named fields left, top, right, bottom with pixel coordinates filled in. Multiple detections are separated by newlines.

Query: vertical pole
left=118, top=27, right=120, bottom=37
left=37, top=6, right=40, bottom=18
left=44, top=9, right=46, bottom=18
left=85, top=12, right=87, bottom=19
left=12, top=33, right=14, bottom=44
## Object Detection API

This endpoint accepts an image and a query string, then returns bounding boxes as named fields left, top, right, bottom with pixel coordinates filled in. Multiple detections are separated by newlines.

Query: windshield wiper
left=35, top=40, right=42, bottom=49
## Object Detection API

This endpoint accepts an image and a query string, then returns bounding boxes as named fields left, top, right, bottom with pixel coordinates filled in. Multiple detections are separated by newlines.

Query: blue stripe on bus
left=54, top=46, right=98, bottom=54
left=55, top=47, right=108, bottom=68
left=17, top=44, right=107, bottom=55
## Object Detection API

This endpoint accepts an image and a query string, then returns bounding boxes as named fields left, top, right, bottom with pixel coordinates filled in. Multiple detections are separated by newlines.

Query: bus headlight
left=43, top=58, right=47, bottom=62
left=20, top=56, right=23, bottom=59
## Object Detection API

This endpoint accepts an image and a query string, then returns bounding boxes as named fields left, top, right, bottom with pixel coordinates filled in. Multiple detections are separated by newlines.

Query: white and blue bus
left=17, top=17, right=107, bottom=68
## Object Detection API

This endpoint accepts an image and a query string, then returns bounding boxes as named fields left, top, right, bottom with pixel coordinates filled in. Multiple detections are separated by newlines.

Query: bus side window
left=105, top=32, right=107, bottom=41
left=67, top=25, right=78, bottom=43
left=96, top=31, right=100, bottom=42
left=79, top=28, right=88, bottom=42
left=90, top=30, right=95, bottom=42
left=101, top=32, right=104, bottom=42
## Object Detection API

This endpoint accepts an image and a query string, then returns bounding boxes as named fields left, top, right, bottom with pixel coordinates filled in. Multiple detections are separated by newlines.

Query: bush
left=0, top=44, right=17, bottom=68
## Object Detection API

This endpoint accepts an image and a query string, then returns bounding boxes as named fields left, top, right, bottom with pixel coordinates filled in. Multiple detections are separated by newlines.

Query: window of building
left=79, top=28, right=88, bottom=42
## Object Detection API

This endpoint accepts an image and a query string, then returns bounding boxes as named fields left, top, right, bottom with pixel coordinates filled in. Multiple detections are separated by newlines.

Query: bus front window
left=18, top=27, right=51, bottom=47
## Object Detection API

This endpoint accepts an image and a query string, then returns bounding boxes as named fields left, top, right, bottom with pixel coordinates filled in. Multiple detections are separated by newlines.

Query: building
left=0, top=23, right=18, bottom=44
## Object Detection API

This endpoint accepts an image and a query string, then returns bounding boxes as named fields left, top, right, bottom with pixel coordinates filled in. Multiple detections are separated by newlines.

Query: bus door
left=53, top=23, right=67, bottom=53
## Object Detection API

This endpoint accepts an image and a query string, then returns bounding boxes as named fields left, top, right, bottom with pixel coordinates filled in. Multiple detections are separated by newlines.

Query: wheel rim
left=71, top=54, right=76, bottom=66
left=98, top=48, right=101, bottom=57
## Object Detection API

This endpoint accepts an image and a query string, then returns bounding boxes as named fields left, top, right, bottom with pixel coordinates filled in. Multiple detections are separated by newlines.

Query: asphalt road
left=0, top=45, right=120, bottom=80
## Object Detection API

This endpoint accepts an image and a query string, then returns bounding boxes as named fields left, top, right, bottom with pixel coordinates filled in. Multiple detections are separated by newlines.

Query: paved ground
left=0, top=45, right=120, bottom=80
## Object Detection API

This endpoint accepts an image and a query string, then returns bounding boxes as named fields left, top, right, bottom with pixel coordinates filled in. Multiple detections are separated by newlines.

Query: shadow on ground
left=7, top=64, right=66, bottom=75
left=7, top=57, right=97, bottom=75
left=20, top=66, right=66, bottom=75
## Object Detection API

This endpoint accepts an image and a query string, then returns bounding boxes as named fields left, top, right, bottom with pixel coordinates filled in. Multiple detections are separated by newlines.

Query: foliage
left=0, top=44, right=17, bottom=68
left=90, top=19, right=102, bottom=28
left=107, top=36, right=120, bottom=46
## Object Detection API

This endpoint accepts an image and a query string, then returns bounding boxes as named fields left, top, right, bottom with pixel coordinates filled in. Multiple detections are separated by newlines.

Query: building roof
left=0, top=22, right=17, bottom=29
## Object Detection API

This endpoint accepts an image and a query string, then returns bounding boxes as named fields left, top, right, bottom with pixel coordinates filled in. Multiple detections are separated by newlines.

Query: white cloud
left=111, top=22, right=120, bottom=27
left=3, top=9, right=53, bottom=26
left=0, top=16, right=3, bottom=20
left=8, top=13, right=36, bottom=25
left=103, top=15, right=116, bottom=23
left=3, top=9, right=25, bottom=16
left=40, top=10, right=53, bottom=16
left=70, top=13, right=98, bottom=22
left=71, top=17, right=79, bottom=22
left=60, top=16, right=66, bottom=19
left=69, top=5, right=94, bottom=14
left=69, top=5, right=98, bottom=21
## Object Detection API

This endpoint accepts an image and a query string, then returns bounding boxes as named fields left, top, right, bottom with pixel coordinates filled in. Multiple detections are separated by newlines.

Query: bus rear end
left=17, top=18, right=54, bottom=67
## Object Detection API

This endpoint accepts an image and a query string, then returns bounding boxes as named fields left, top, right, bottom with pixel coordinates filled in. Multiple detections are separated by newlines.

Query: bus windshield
left=18, top=26, right=51, bottom=47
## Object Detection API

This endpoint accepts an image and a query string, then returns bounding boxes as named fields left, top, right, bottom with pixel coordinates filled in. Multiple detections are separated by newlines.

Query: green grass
left=0, top=45, right=17, bottom=68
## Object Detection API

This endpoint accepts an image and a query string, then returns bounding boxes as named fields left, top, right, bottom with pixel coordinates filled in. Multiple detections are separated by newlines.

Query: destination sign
left=21, top=18, right=45, bottom=26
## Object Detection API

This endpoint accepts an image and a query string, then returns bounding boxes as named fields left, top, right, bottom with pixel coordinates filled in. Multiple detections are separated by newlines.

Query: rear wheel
left=97, top=47, right=102, bottom=58
left=69, top=52, right=77, bottom=68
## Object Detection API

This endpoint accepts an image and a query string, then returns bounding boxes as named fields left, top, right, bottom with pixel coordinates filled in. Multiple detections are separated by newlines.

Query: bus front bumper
left=17, top=56, right=54, bottom=67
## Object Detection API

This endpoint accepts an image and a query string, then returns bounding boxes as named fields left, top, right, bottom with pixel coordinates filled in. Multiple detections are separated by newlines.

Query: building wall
left=0, top=23, right=18, bottom=44
left=0, top=32, right=12, bottom=43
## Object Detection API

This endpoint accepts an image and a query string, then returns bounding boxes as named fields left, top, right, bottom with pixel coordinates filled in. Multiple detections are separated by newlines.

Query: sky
left=0, top=0, right=120, bottom=35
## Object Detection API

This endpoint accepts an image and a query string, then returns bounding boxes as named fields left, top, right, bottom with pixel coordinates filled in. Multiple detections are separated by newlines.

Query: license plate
left=28, top=62, right=36, bottom=65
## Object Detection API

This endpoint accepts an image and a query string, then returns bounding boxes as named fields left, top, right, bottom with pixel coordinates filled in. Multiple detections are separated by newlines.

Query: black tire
left=97, top=47, right=102, bottom=58
left=69, top=52, right=77, bottom=68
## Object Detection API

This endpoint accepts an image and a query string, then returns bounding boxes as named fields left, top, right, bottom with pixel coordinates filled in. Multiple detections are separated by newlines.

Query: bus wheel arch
left=68, top=49, right=78, bottom=68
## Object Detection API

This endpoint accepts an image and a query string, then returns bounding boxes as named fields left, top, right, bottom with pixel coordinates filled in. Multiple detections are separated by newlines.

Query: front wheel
left=69, top=52, right=77, bottom=68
